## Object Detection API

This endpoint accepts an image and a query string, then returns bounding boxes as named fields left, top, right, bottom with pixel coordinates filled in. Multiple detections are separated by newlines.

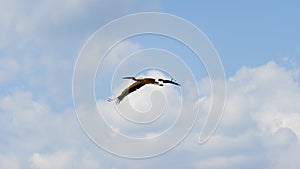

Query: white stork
left=107, top=76, right=180, bottom=104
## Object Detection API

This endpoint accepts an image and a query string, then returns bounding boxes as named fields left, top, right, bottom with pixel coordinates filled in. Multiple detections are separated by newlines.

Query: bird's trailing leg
left=107, top=97, right=120, bottom=104
left=107, top=97, right=118, bottom=103
left=107, top=97, right=115, bottom=102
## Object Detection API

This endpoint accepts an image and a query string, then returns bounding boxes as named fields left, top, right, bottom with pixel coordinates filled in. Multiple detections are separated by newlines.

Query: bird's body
left=108, top=76, right=180, bottom=104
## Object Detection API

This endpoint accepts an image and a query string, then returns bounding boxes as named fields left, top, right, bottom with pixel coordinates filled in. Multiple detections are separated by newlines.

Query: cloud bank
left=1, top=61, right=300, bottom=168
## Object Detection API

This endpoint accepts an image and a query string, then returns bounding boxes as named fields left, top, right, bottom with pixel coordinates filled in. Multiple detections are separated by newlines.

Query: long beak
left=171, top=81, right=181, bottom=86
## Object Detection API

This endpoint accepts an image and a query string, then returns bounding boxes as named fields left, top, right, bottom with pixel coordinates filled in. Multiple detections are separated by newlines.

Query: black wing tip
left=122, top=76, right=135, bottom=80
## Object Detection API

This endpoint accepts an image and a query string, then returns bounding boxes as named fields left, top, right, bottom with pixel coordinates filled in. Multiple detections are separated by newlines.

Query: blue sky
left=1, top=1, right=300, bottom=169
left=161, top=1, right=300, bottom=74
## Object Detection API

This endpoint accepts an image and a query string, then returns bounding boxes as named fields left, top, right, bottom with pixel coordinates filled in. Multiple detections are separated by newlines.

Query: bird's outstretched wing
left=108, top=81, right=145, bottom=104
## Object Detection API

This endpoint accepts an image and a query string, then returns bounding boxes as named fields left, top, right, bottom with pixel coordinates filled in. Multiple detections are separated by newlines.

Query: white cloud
left=0, top=154, right=19, bottom=169
left=0, top=0, right=160, bottom=48
left=29, top=151, right=72, bottom=169
left=218, top=61, right=300, bottom=137
left=1, top=60, right=300, bottom=169
left=61, top=61, right=300, bottom=168
left=0, top=88, right=104, bottom=168
left=29, top=150, right=102, bottom=169
left=195, top=155, right=251, bottom=169
left=186, top=61, right=300, bottom=169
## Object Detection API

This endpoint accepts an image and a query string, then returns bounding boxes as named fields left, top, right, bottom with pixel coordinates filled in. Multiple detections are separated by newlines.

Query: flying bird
left=107, top=76, right=180, bottom=104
